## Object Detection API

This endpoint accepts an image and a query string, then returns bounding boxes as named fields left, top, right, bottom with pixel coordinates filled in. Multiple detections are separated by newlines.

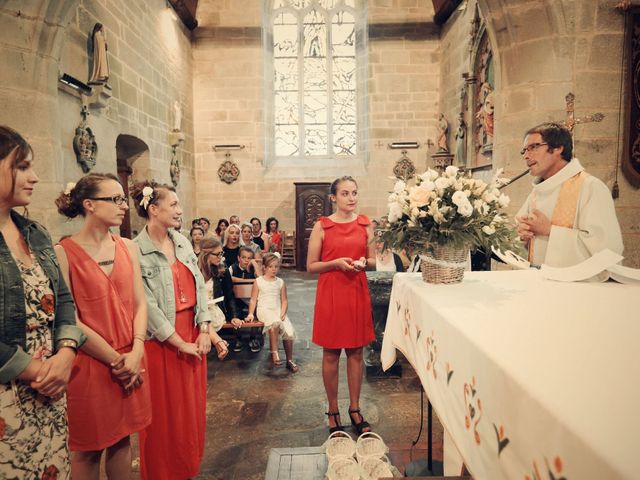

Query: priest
left=516, top=122, right=623, bottom=271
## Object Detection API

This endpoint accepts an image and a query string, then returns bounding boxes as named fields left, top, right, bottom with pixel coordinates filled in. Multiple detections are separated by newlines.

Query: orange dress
left=60, top=236, right=151, bottom=451
left=139, top=260, right=207, bottom=480
left=312, top=215, right=374, bottom=349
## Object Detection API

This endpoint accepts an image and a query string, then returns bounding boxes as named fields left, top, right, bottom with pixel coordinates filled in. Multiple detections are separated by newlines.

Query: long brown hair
left=0, top=126, right=33, bottom=197
left=198, top=238, right=225, bottom=281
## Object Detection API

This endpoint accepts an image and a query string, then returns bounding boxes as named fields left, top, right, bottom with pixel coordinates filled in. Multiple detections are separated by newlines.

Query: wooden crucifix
left=562, top=92, right=605, bottom=135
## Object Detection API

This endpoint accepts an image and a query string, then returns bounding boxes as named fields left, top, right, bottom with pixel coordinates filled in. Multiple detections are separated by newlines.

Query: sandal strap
left=325, top=411, right=340, bottom=417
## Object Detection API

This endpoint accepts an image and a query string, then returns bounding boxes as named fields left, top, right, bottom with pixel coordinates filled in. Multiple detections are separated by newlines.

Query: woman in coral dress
left=54, top=173, right=151, bottom=479
left=307, top=176, right=375, bottom=435
left=131, top=180, right=211, bottom=480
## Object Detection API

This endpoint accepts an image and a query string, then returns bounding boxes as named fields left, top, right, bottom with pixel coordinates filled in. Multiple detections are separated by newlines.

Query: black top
left=223, top=246, right=240, bottom=268
left=252, top=235, right=264, bottom=250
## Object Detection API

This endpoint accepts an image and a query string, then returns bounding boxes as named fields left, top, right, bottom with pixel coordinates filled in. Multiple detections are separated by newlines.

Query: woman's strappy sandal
left=348, top=408, right=371, bottom=435
left=326, top=411, right=346, bottom=434
left=286, top=360, right=299, bottom=373
left=271, top=350, right=284, bottom=367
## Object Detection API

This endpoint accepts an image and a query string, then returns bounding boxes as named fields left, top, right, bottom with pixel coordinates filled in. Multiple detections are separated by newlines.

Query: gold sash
left=528, top=171, right=588, bottom=262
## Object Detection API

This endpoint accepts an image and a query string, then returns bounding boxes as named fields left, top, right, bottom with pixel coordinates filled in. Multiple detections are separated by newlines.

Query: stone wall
left=439, top=0, right=640, bottom=267
left=0, top=0, right=195, bottom=240
left=193, top=0, right=441, bottom=232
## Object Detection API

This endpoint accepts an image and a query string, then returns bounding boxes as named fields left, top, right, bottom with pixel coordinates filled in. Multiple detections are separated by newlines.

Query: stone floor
left=131, top=270, right=443, bottom=479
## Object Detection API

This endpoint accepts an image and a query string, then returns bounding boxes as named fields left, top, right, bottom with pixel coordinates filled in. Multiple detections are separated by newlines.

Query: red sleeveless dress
left=139, top=260, right=207, bottom=480
left=312, top=215, right=374, bottom=349
left=60, top=236, right=151, bottom=451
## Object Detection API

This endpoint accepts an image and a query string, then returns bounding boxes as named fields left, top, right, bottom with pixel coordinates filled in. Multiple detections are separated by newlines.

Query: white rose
left=483, top=191, right=497, bottom=204
left=421, top=180, right=436, bottom=192
left=445, top=165, right=459, bottom=177
left=482, top=225, right=495, bottom=235
left=435, top=177, right=450, bottom=192
left=498, top=193, right=510, bottom=208
left=388, top=203, right=404, bottom=223
left=458, top=202, right=473, bottom=217
left=427, top=169, right=439, bottom=181
left=409, top=185, right=431, bottom=208
left=451, top=190, right=468, bottom=207
left=393, top=180, right=407, bottom=194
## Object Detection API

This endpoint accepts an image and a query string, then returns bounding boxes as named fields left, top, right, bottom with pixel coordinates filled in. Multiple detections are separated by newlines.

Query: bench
left=220, top=320, right=264, bottom=330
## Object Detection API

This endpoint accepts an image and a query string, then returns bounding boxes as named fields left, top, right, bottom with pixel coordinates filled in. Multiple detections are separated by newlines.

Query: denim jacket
left=0, top=210, right=85, bottom=383
left=134, top=227, right=210, bottom=341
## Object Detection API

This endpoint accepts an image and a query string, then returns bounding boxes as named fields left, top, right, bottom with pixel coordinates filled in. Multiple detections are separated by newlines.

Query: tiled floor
left=132, top=270, right=443, bottom=479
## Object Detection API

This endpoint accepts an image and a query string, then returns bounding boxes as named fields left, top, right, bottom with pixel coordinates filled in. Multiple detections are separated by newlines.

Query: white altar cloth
left=381, top=270, right=639, bottom=480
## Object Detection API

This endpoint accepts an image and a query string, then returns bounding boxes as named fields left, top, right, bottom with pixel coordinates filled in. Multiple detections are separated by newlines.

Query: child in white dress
left=245, top=253, right=299, bottom=372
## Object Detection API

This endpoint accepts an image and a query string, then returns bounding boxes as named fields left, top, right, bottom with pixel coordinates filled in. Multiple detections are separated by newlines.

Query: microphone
left=499, top=169, right=529, bottom=189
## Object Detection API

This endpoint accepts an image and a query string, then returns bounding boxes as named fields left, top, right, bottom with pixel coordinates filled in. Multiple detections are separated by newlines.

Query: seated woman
left=190, top=225, right=205, bottom=256
left=375, top=236, right=405, bottom=272
left=222, top=223, right=241, bottom=267
left=250, top=217, right=270, bottom=252
left=265, top=216, right=282, bottom=253
left=240, top=222, right=262, bottom=256
left=215, top=218, right=229, bottom=242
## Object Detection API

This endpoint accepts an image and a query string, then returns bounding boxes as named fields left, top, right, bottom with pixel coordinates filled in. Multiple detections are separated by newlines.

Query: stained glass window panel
left=332, top=91, right=355, bottom=124
left=303, top=92, right=327, bottom=124
left=275, top=126, right=299, bottom=156
left=274, top=59, right=298, bottom=90
left=303, top=11, right=326, bottom=58
left=332, top=58, right=355, bottom=90
left=331, top=12, right=355, bottom=57
left=319, top=0, right=336, bottom=8
left=305, top=125, right=327, bottom=155
left=304, top=58, right=327, bottom=90
left=274, top=15, right=297, bottom=58
left=333, top=124, right=356, bottom=155
left=274, top=92, right=299, bottom=124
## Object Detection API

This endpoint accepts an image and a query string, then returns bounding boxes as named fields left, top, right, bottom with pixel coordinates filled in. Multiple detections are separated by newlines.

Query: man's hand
left=31, top=349, right=75, bottom=398
left=517, top=209, right=552, bottom=239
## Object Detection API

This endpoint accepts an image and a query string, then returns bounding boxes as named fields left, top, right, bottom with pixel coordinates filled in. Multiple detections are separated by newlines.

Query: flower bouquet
left=380, top=166, right=523, bottom=283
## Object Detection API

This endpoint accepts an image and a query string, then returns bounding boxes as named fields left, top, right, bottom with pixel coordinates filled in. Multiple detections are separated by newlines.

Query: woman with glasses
left=197, top=238, right=242, bottom=355
left=54, top=173, right=151, bottom=479
left=130, top=180, right=211, bottom=480
left=0, top=126, right=84, bottom=479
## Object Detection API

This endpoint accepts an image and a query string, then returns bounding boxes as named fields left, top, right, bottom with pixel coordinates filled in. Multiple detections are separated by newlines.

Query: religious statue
left=475, top=83, right=494, bottom=155
left=172, top=101, right=182, bottom=132
left=437, top=113, right=449, bottom=152
left=170, top=146, right=181, bottom=187
left=455, top=113, right=467, bottom=165
left=73, top=106, right=98, bottom=173
left=88, top=23, right=109, bottom=85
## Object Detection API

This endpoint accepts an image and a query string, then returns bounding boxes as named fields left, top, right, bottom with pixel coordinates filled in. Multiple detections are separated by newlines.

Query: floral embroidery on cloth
left=0, top=255, right=70, bottom=480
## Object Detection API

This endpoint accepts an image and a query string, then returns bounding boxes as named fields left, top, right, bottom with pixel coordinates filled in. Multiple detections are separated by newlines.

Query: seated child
left=229, top=246, right=263, bottom=353
left=246, top=253, right=298, bottom=372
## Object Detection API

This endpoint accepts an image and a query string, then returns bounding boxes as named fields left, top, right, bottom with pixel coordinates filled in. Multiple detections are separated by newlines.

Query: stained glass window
left=266, top=0, right=365, bottom=165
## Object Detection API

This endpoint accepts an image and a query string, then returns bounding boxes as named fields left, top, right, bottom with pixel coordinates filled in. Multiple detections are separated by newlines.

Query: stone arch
left=116, top=134, right=150, bottom=238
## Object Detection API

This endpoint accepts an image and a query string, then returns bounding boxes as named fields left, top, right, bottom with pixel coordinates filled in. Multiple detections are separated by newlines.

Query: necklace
left=97, top=259, right=114, bottom=267
left=174, top=264, right=188, bottom=303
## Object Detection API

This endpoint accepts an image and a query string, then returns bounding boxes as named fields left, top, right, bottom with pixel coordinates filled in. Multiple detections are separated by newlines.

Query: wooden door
left=295, top=182, right=332, bottom=271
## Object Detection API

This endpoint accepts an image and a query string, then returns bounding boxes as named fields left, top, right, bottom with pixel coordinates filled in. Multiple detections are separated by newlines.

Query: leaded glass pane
left=274, top=15, right=297, bottom=58
left=332, top=58, right=355, bottom=90
left=274, top=59, right=298, bottom=90
left=304, top=58, right=327, bottom=90
left=331, top=11, right=355, bottom=57
left=275, top=126, right=299, bottom=156
left=319, top=0, right=336, bottom=8
left=272, top=0, right=288, bottom=9
left=333, top=124, right=356, bottom=155
left=332, top=91, right=355, bottom=124
left=303, top=10, right=326, bottom=58
left=274, top=91, right=299, bottom=124
left=292, top=0, right=310, bottom=9
left=304, top=92, right=327, bottom=124
left=305, top=125, right=327, bottom=155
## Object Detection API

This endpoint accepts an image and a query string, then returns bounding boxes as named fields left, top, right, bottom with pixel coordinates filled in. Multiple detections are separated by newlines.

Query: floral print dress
left=0, top=255, right=70, bottom=480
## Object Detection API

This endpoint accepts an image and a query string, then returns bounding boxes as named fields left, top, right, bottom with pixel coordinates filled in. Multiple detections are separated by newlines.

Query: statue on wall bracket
left=73, top=105, right=98, bottom=173
left=168, top=100, right=185, bottom=187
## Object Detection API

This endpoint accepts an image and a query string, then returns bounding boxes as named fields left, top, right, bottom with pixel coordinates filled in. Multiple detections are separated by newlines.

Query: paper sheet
left=491, top=246, right=534, bottom=270
left=540, top=249, right=624, bottom=282
left=608, top=264, right=640, bottom=284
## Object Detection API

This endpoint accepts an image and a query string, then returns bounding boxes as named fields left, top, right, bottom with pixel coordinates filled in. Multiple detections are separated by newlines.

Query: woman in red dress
left=54, top=173, right=151, bottom=479
left=130, top=181, right=212, bottom=480
left=307, top=176, right=375, bottom=435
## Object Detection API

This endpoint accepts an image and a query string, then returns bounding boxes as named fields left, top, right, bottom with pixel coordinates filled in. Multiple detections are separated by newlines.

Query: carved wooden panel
left=295, top=183, right=332, bottom=271
left=623, top=7, right=640, bottom=187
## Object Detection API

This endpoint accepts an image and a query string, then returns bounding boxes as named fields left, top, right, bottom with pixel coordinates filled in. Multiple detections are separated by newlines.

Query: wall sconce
left=388, top=141, right=420, bottom=149
left=213, top=144, right=245, bottom=151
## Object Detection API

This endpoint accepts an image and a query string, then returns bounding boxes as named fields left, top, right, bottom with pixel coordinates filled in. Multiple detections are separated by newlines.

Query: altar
left=381, top=270, right=639, bottom=479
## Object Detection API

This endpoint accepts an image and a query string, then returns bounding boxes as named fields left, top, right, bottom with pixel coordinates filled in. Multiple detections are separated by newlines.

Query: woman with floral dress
left=0, top=126, right=84, bottom=479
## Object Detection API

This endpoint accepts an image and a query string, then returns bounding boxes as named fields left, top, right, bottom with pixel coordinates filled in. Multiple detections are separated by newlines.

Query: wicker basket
left=325, top=457, right=361, bottom=480
left=355, top=432, right=388, bottom=462
left=419, top=244, right=468, bottom=284
left=325, top=431, right=356, bottom=461
left=360, top=455, right=398, bottom=479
